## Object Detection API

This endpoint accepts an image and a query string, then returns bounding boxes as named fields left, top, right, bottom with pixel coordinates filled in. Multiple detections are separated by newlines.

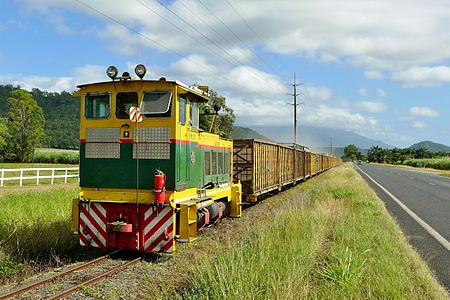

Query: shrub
left=33, top=149, right=79, bottom=164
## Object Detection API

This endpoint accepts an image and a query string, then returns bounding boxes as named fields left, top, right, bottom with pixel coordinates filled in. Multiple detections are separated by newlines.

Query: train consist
left=70, top=65, right=341, bottom=253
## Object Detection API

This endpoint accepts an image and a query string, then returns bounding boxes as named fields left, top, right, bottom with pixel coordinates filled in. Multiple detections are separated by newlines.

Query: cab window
left=85, top=93, right=110, bottom=119
left=116, top=92, right=138, bottom=119
left=141, top=91, right=172, bottom=116
left=190, top=101, right=199, bottom=128
left=179, top=95, right=186, bottom=125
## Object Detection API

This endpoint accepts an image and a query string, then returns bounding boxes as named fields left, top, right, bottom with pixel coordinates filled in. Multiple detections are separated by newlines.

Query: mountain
left=231, top=126, right=271, bottom=141
left=246, top=125, right=391, bottom=150
left=410, top=141, right=450, bottom=152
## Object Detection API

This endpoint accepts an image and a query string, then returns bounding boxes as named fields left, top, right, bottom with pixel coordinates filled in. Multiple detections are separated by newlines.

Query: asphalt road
left=355, top=163, right=450, bottom=290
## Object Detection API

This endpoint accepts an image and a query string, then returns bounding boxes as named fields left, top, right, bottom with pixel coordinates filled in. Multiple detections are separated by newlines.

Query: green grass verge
left=0, top=184, right=82, bottom=279
left=181, top=165, right=448, bottom=299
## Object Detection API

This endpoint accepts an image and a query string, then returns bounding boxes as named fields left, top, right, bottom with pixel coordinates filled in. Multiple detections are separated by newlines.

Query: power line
left=196, top=0, right=273, bottom=72
left=75, top=0, right=285, bottom=94
left=222, top=0, right=291, bottom=75
left=135, top=0, right=237, bottom=67
left=176, top=0, right=238, bottom=48
left=155, top=0, right=284, bottom=91
left=74, top=0, right=240, bottom=86
left=153, top=0, right=248, bottom=68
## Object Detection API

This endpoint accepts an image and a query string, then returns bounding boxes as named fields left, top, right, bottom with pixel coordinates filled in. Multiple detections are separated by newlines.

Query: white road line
left=429, top=182, right=436, bottom=186
left=409, top=176, right=415, bottom=180
left=355, top=165, right=450, bottom=252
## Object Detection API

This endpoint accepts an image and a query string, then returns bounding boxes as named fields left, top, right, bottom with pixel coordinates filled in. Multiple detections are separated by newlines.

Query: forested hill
left=231, top=126, right=271, bottom=141
left=0, top=85, right=79, bottom=149
left=410, top=141, right=450, bottom=152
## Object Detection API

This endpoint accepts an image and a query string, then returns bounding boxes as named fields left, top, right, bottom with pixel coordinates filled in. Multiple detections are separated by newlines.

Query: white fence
left=0, top=167, right=79, bottom=187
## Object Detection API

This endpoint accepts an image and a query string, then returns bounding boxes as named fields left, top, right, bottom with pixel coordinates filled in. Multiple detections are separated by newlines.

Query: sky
left=1, top=0, right=449, bottom=147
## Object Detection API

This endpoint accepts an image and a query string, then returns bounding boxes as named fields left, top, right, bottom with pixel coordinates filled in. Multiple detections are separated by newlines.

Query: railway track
left=0, top=251, right=142, bottom=300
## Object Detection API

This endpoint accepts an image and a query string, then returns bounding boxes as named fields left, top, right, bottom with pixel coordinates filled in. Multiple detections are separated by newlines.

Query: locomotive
left=70, top=64, right=341, bottom=253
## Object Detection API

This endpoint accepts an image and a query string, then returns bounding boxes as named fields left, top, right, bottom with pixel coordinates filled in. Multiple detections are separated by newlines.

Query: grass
left=180, top=165, right=448, bottom=299
left=403, top=158, right=450, bottom=170
left=0, top=184, right=84, bottom=280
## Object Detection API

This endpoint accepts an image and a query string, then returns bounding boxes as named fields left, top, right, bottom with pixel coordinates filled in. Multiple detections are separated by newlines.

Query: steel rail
left=0, top=250, right=120, bottom=300
left=48, top=256, right=142, bottom=300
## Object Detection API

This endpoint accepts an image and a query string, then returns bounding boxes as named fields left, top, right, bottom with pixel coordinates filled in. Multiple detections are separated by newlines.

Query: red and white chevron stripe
left=142, top=206, right=174, bottom=253
left=79, top=202, right=107, bottom=248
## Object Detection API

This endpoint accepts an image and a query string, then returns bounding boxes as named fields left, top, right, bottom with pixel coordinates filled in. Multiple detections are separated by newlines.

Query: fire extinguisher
left=154, top=169, right=166, bottom=206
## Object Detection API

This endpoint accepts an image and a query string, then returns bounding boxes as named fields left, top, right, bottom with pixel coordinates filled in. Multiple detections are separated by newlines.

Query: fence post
left=51, top=169, right=55, bottom=185
left=64, top=169, right=68, bottom=184
left=37, top=169, right=40, bottom=185
left=0, top=170, right=3, bottom=187
left=20, top=170, right=23, bottom=187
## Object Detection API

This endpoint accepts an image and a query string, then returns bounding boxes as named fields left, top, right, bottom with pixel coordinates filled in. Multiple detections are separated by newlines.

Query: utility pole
left=330, top=138, right=334, bottom=156
left=288, top=72, right=301, bottom=145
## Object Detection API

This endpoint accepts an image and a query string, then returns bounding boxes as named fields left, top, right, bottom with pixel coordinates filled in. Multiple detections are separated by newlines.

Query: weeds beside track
left=182, top=165, right=448, bottom=299
left=0, top=184, right=82, bottom=280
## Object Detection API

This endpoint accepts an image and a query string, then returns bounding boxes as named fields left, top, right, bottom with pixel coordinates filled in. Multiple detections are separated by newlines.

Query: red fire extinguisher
left=154, top=169, right=166, bottom=206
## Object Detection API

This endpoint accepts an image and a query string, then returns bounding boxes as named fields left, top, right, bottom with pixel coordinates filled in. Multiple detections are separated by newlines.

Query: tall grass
left=33, top=149, right=79, bottom=164
left=182, top=166, right=448, bottom=299
left=403, top=158, right=450, bottom=170
left=0, top=185, right=81, bottom=279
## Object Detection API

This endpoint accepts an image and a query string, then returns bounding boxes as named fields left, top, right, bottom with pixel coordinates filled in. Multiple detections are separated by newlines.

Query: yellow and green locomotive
left=71, top=65, right=242, bottom=253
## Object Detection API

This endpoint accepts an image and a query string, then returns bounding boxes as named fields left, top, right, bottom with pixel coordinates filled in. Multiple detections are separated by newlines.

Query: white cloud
left=357, top=101, right=388, bottom=113
left=16, top=0, right=450, bottom=73
left=0, top=64, right=107, bottom=92
left=0, top=74, right=73, bottom=92
left=409, top=106, right=439, bottom=117
left=364, top=70, right=384, bottom=80
left=301, top=104, right=382, bottom=135
left=377, top=88, right=388, bottom=97
left=304, top=85, right=332, bottom=102
left=413, top=121, right=427, bottom=128
left=357, top=88, right=368, bottom=97
left=392, top=66, right=450, bottom=86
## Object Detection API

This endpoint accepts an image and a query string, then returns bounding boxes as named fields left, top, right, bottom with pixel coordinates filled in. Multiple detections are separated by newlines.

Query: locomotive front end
left=71, top=65, right=242, bottom=253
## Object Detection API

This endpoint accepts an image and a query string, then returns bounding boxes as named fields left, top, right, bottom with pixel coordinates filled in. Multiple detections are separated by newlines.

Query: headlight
left=106, top=66, right=118, bottom=79
left=135, top=64, right=146, bottom=79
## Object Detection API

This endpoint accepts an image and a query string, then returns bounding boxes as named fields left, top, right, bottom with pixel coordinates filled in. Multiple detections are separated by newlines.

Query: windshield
left=140, top=91, right=172, bottom=116
left=116, top=92, right=138, bottom=119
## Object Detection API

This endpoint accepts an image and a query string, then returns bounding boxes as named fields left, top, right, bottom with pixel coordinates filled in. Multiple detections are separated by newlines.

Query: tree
left=0, top=118, right=9, bottom=160
left=413, top=147, right=432, bottom=159
left=199, top=90, right=235, bottom=138
left=367, top=145, right=384, bottom=163
left=343, top=144, right=361, bottom=161
left=5, top=90, right=45, bottom=162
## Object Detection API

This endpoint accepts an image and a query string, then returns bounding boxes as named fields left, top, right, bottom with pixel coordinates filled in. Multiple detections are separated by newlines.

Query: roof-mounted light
left=106, top=66, right=118, bottom=79
left=135, top=64, right=147, bottom=79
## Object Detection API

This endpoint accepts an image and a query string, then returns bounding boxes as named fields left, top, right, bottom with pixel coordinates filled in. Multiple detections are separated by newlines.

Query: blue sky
left=1, top=0, right=449, bottom=147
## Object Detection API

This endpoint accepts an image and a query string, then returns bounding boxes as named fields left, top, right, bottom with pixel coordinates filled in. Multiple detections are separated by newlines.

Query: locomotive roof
left=76, top=79, right=210, bottom=102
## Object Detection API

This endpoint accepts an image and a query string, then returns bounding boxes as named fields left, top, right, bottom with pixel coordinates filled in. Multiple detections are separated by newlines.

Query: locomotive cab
left=71, top=65, right=242, bottom=253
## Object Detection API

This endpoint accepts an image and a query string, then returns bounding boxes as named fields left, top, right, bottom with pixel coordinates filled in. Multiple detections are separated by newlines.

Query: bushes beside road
left=403, top=158, right=450, bottom=170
